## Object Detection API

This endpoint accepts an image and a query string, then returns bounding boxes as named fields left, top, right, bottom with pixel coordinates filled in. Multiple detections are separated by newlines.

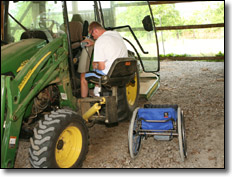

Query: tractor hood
left=1, top=39, right=46, bottom=77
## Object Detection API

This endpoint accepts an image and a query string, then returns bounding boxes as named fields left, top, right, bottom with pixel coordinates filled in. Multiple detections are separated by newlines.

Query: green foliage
left=115, top=2, right=151, bottom=38
left=115, top=2, right=182, bottom=39
left=205, top=2, right=224, bottom=24
left=184, top=2, right=224, bottom=35
left=215, top=51, right=224, bottom=57
left=152, top=4, right=182, bottom=26
left=151, top=4, right=184, bottom=40
left=9, top=1, right=32, bottom=41
left=184, top=2, right=224, bottom=25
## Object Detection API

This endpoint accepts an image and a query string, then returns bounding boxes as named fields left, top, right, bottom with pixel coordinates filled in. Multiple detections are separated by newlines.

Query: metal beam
left=116, top=23, right=224, bottom=32
left=156, top=23, right=224, bottom=31
left=149, top=1, right=198, bottom=5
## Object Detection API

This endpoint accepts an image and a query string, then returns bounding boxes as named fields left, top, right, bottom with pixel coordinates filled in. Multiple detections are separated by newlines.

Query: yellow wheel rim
left=126, top=73, right=138, bottom=106
left=55, top=126, right=82, bottom=168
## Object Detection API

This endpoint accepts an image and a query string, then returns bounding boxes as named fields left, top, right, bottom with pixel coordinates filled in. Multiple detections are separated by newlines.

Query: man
left=80, top=21, right=128, bottom=97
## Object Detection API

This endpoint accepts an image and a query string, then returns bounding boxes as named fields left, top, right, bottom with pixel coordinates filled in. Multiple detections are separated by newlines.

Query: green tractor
left=1, top=1, right=160, bottom=168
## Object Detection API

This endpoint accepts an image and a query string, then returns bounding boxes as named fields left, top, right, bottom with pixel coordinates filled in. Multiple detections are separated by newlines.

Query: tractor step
left=139, top=72, right=160, bottom=100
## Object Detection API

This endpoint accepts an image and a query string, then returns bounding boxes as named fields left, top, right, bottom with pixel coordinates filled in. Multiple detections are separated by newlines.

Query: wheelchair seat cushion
left=138, top=108, right=177, bottom=130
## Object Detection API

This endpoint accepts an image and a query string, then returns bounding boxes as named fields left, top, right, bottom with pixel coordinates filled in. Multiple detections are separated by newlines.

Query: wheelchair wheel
left=177, top=107, right=187, bottom=161
left=128, top=107, right=142, bottom=158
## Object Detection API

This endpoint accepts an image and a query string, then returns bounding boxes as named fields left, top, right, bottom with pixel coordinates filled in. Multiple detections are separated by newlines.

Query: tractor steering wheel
left=38, top=18, right=62, bottom=38
left=39, top=19, right=55, bottom=31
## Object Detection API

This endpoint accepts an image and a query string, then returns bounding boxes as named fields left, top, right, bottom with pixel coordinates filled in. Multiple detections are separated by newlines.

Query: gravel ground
left=14, top=61, right=224, bottom=168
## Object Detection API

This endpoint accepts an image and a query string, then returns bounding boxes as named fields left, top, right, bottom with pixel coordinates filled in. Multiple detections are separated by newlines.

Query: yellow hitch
left=83, top=98, right=106, bottom=122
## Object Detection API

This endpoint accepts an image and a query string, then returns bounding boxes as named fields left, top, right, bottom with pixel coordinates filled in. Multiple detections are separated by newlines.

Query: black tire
left=29, top=109, right=89, bottom=168
left=128, top=107, right=142, bottom=158
left=178, top=108, right=187, bottom=161
left=117, top=67, right=140, bottom=121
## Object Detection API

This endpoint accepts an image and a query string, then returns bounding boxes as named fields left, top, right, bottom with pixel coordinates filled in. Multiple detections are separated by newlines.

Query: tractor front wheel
left=29, top=109, right=89, bottom=168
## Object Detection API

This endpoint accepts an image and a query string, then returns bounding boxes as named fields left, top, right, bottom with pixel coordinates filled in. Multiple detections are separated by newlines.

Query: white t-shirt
left=93, top=31, right=128, bottom=74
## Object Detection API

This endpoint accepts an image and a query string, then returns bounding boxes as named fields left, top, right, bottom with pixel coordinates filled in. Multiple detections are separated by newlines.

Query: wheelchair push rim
left=178, top=107, right=187, bottom=161
left=128, top=107, right=142, bottom=158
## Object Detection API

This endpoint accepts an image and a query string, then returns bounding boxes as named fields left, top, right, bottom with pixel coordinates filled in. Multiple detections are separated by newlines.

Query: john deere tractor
left=1, top=1, right=160, bottom=168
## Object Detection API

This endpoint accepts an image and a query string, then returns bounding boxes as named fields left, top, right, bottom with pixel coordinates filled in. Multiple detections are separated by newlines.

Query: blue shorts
left=85, top=69, right=106, bottom=79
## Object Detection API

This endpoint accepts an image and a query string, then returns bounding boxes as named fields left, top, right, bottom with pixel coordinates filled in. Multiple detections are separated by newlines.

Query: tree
left=152, top=4, right=182, bottom=40
left=114, top=2, right=182, bottom=39
left=152, top=4, right=182, bottom=27
left=205, top=2, right=224, bottom=24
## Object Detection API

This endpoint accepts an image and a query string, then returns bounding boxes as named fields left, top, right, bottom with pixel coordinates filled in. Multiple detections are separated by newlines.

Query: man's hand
left=82, top=38, right=94, bottom=47
left=93, top=62, right=105, bottom=70
left=92, top=62, right=98, bottom=69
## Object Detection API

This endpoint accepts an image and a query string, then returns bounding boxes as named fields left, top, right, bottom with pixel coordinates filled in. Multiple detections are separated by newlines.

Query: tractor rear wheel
left=29, top=109, right=88, bottom=168
left=117, top=68, right=140, bottom=121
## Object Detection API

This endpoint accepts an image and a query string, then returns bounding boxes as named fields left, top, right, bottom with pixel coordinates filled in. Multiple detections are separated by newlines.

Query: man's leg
left=81, top=73, right=88, bottom=98
left=83, top=70, right=105, bottom=97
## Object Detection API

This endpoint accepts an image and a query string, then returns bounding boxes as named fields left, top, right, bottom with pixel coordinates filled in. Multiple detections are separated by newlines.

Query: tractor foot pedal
left=105, top=122, right=119, bottom=128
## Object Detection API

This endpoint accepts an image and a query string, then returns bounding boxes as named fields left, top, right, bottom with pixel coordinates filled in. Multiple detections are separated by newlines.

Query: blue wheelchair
left=128, top=104, right=187, bottom=161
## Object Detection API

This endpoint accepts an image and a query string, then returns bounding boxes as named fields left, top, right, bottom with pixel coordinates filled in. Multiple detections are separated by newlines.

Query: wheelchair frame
left=128, top=105, right=187, bottom=162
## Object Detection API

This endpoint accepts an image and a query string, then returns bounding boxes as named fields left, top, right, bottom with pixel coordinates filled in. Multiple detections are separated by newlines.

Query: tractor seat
left=69, top=21, right=83, bottom=49
left=60, top=14, right=84, bottom=49
left=20, top=30, right=53, bottom=43
left=87, top=58, right=137, bottom=87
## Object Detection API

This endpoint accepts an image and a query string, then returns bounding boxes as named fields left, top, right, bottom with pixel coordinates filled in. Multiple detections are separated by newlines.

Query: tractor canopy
left=2, top=1, right=160, bottom=75
left=99, top=1, right=160, bottom=72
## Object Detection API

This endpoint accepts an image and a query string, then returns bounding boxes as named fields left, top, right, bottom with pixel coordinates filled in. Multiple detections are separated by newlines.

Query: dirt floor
left=14, top=61, right=224, bottom=168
